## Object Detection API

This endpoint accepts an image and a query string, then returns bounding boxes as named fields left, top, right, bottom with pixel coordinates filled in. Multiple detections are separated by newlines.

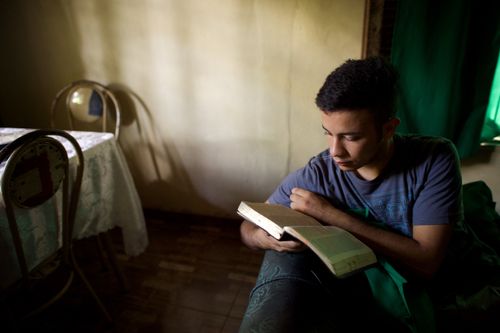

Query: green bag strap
left=365, top=258, right=435, bottom=333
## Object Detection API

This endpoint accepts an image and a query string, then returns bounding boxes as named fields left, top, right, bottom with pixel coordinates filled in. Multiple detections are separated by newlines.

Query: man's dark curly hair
left=315, top=56, right=398, bottom=125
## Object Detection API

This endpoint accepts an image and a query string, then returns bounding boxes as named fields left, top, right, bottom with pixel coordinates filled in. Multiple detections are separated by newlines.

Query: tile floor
left=8, top=210, right=500, bottom=333
left=12, top=211, right=263, bottom=333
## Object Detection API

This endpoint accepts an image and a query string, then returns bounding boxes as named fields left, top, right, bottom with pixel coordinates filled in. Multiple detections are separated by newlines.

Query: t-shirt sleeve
left=412, top=140, right=464, bottom=226
left=267, top=169, right=303, bottom=207
left=267, top=157, right=327, bottom=207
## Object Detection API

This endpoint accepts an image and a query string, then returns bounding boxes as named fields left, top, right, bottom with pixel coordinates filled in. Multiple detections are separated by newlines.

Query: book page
left=238, top=201, right=321, bottom=240
left=284, top=225, right=377, bottom=277
left=239, top=202, right=320, bottom=228
left=237, top=202, right=284, bottom=239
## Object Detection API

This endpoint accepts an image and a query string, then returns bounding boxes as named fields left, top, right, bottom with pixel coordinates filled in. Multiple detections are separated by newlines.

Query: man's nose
left=330, top=138, right=346, bottom=157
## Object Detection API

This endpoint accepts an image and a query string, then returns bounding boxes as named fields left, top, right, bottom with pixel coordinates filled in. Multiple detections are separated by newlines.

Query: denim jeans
left=239, top=250, right=408, bottom=333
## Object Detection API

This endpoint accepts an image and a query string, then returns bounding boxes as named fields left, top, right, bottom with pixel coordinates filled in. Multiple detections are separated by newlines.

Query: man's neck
left=355, top=138, right=395, bottom=181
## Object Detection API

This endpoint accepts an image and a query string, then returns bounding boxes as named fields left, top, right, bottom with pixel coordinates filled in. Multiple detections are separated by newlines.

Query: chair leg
left=24, top=272, right=74, bottom=319
left=1, top=294, right=20, bottom=333
left=71, top=255, right=113, bottom=323
left=95, top=236, right=109, bottom=271
left=99, top=232, right=130, bottom=292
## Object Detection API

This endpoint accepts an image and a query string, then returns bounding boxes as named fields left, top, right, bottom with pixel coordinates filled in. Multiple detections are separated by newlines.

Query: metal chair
left=50, top=80, right=121, bottom=138
left=0, top=129, right=112, bottom=325
left=51, top=80, right=129, bottom=292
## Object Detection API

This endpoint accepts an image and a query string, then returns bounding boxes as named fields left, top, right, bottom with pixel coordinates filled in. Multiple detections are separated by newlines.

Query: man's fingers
left=291, top=187, right=307, bottom=196
left=276, top=240, right=306, bottom=252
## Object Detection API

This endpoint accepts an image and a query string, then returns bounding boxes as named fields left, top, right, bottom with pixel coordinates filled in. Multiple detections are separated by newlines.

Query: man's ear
left=383, top=117, right=400, bottom=138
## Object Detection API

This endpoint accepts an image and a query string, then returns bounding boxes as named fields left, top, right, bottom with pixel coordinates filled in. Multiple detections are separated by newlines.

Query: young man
left=239, top=57, right=463, bottom=332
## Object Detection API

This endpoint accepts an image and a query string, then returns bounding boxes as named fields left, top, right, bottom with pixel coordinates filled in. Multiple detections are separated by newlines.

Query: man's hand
left=290, top=187, right=332, bottom=222
left=240, top=220, right=306, bottom=252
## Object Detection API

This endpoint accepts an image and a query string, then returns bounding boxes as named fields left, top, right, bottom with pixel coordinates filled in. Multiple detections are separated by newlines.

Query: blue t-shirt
left=268, top=135, right=464, bottom=237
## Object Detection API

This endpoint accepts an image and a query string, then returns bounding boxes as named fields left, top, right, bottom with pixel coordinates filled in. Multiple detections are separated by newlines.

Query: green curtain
left=481, top=53, right=500, bottom=142
left=391, top=0, right=500, bottom=158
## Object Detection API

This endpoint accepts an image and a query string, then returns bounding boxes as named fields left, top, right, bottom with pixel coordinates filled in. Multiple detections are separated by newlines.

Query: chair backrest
left=0, top=129, right=84, bottom=281
left=50, top=80, right=121, bottom=139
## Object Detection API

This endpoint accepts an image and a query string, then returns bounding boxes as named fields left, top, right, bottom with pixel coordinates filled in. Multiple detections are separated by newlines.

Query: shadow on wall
left=0, top=1, right=86, bottom=128
left=107, top=83, right=222, bottom=216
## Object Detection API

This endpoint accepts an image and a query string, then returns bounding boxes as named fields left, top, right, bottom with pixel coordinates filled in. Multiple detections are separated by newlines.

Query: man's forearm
left=317, top=205, right=451, bottom=279
left=240, top=220, right=260, bottom=250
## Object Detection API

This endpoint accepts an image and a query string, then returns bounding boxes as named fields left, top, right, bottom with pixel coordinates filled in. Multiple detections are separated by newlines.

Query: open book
left=237, top=201, right=377, bottom=278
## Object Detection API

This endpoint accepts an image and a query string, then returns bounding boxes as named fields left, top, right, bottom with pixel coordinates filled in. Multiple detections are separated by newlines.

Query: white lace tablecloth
left=0, top=128, right=148, bottom=288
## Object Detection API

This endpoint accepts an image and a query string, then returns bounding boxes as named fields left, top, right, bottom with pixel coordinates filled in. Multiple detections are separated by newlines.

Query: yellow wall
left=0, top=0, right=365, bottom=217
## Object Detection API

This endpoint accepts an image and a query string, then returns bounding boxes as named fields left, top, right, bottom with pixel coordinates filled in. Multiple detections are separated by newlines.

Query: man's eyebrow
left=321, top=125, right=361, bottom=136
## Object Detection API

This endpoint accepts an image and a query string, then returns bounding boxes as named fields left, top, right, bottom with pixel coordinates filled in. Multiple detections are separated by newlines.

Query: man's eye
left=323, top=130, right=330, bottom=136
left=344, top=136, right=360, bottom=141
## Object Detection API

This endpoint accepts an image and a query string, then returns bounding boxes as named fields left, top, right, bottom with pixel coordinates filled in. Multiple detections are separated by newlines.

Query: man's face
left=321, top=109, right=391, bottom=174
